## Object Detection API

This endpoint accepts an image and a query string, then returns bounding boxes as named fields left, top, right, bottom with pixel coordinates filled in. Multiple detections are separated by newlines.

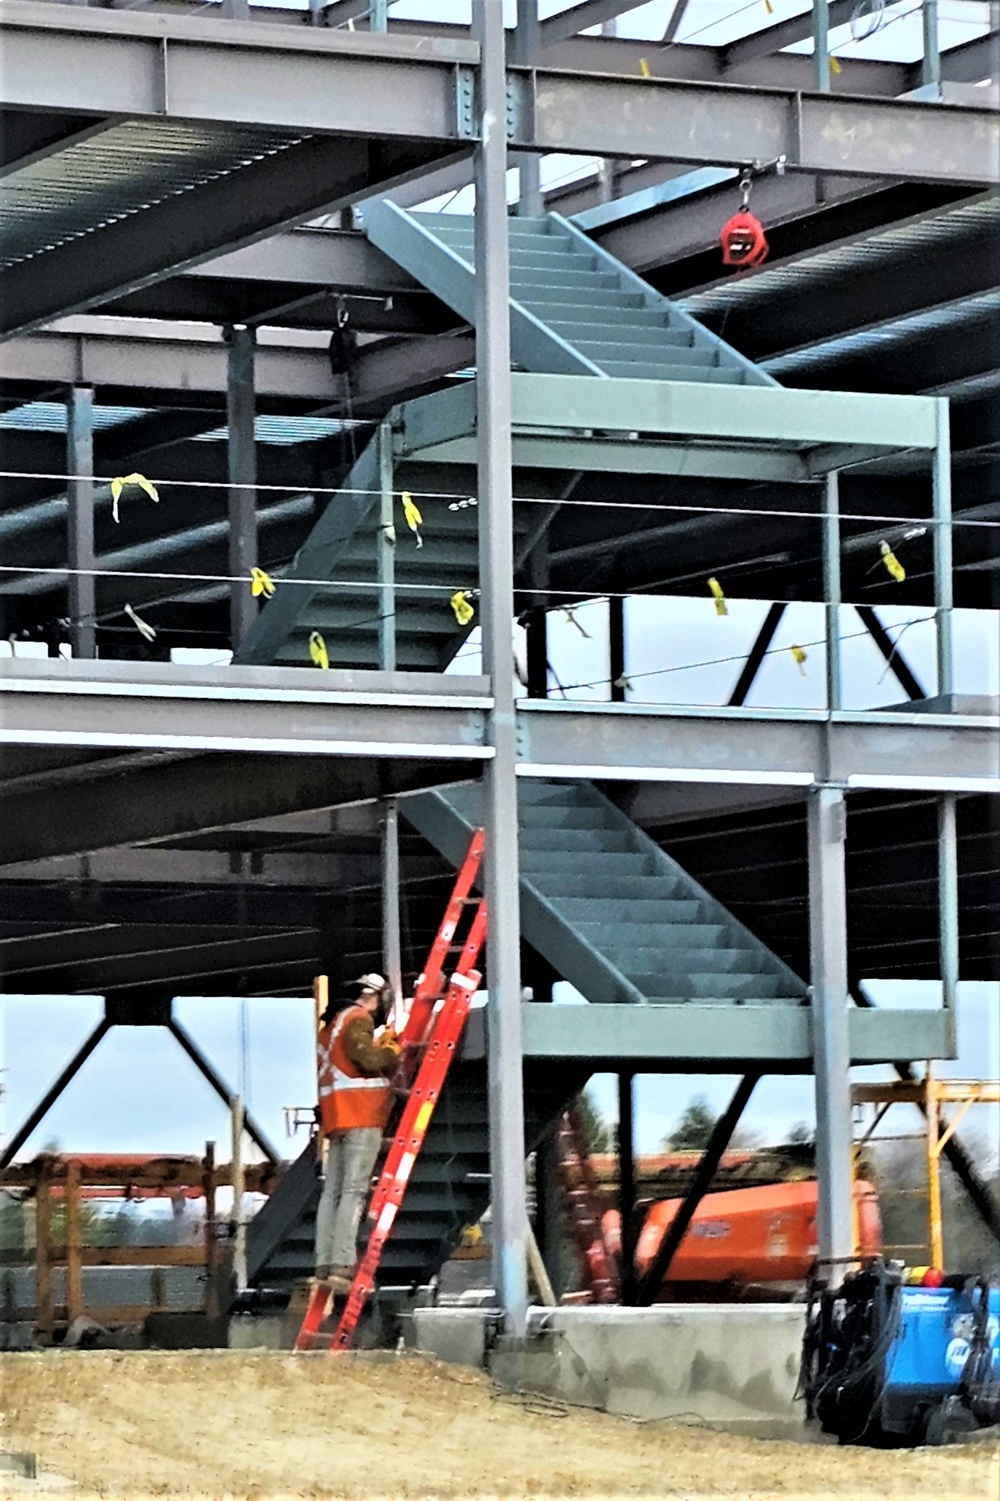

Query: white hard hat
left=354, top=972, right=387, bottom=992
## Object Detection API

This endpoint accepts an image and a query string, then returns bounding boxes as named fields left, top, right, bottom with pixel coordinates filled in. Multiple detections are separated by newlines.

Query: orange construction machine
left=605, top=1179, right=881, bottom=1296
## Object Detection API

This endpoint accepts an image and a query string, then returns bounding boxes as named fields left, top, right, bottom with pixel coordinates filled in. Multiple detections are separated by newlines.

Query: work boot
left=327, top=1265, right=355, bottom=1296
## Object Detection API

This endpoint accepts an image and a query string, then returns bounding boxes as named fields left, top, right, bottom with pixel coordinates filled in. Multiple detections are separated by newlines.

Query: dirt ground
left=1, top=1351, right=997, bottom=1501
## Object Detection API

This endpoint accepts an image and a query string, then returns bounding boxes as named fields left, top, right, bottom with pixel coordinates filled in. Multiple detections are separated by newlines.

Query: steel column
left=475, top=0, right=530, bottom=1336
left=609, top=595, right=626, bottom=703
left=377, top=420, right=396, bottom=672
left=370, top=0, right=388, bottom=31
left=514, top=0, right=543, bottom=217
left=922, top=0, right=941, bottom=90
left=617, top=1070, right=637, bottom=1303
left=168, top=1017, right=279, bottom=1164
left=823, top=471, right=842, bottom=712
left=812, top=0, right=830, bottom=91
left=382, top=797, right=402, bottom=1011
left=66, top=385, right=96, bottom=660
left=226, top=326, right=258, bottom=650
left=0, top=1018, right=111, bottom=1170
left=938, top=792, right=959, bottom=1014
left=808, top=786, right=854, bottom=1281
left=933, top=397, right=954, bottom=698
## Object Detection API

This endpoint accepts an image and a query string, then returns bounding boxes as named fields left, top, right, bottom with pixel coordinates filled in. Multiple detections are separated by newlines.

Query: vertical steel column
left=226, top=325, right=258, bottom=650
left=938, top=793, right=959, bottom=1022
left=596, top=18, right=617, bottom=205
left=370, top=0, right=388, bottom=30
left=475, top=0, right=530, bottom=1336
left=823, top=471, right=842, bottom=712
left=377, top=420, right=396, bottom=672
left=67, top=385, right=96, bottom=659
left=922, top=0, right=941, bottom=90
left=382, top=798, right=402, bottom=1013
left=812, top=0, right=830, bottom=91
left=617, top=1070, right=637, bottom=1303
left=609, top=595, right=626, bottom=703
left=514, top=0, right=543, bottom=217
left=933, top=396, right=954, bottom=698
left=808, top=786, right=855, bottom=1281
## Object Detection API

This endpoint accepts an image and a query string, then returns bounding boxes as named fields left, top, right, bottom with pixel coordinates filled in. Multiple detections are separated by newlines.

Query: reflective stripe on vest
left=317, top=1006, right=388, bottom=1096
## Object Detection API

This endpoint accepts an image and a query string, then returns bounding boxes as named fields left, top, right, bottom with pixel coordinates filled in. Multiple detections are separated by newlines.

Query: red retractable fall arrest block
left=721, top=168, right=770, bottom=270
left=720, top=208, right=769, bottom=269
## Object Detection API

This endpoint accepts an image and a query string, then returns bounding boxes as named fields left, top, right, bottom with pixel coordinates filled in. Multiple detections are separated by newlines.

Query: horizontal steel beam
left=512, top=70, right=1000, bottom=182
left=0, top=659, right=490, bottom=766
left=0, top=847, right=389, bottom=888
left=462, top=1002, right=955, bottom=1066
left=515, top=702, right=1000, bottom=793
left=0, top=3, right=476, bottom=134
left=722, top=0, right=855, bottom=69
left=2, top=664, right=997, bottom=805
left=539, top=0, right=652, bottom=47
left=0, top=325, right=337, bottom=402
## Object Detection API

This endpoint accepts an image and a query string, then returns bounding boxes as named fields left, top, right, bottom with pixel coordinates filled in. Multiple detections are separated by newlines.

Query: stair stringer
left=364, top=200, right=607, bottom=378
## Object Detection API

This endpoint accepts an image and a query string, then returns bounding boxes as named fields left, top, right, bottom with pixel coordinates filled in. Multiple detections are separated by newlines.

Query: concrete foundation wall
left=410, top=1304, right=808, bottom=1436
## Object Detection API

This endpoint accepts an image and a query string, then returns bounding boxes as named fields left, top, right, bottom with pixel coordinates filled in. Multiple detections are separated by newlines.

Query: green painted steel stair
left=404, top=779, right=806, bottom=1007
left=363, top=204, right=776, bottom=388
left=247, top=779, right=804, bottom=1298
left=246, top=1059, right=585, bottom=1295
left=234, top=205, right=773, bottom=669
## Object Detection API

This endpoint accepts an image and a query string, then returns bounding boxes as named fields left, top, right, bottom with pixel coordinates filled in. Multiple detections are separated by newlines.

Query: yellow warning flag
left=708, top=576, right=728, bottom=617
left=110, top=472, right=159, bottom=524
left=250, top=567, right=276, bottom=598
left=830, top=54, right=842, bottom=74
left=791, top=644, right=808, bottom=675
left=450, top=590, right=475, bottom=627
left=401, top=491, right=423, bottom=549
left=639, top=56, right=651, bottom=77
left=764, top=0, right=773, bottom=12
left=309, top=631, right=330, bottom=670
left=880, top=541, right=906, bottom=584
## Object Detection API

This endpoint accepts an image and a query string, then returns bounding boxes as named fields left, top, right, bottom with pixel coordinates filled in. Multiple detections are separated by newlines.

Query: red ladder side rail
left=557, top=1111, right=620, bottom=1305
left=398, top=827, right=484, bottom=1051
left=329, top=903, right=488, bottom=1351
left=368, top=902, right=487, bottom=1227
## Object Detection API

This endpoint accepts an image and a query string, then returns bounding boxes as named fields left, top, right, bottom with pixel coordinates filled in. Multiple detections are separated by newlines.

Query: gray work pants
left=314, top=1125, right=382, bottom=1274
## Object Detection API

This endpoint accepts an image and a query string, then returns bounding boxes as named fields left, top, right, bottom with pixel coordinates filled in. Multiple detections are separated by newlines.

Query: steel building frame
left=1, top=0, right=998, bottom=1333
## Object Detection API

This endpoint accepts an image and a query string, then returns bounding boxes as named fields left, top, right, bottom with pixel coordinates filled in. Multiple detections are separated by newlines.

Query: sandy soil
left=1, top=1351, right=997, bottom=1501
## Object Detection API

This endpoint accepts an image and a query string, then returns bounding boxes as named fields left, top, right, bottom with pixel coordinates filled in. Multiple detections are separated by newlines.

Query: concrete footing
left=409, top=1304, right=808, bottom=1436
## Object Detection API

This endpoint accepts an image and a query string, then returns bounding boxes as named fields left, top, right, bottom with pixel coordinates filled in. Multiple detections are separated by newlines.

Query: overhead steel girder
left=0, top=4, right=477, bottom=136
left=538, top=0, right=654, bottom=47
left=1, top=662, right=996, bottom=807
left=509, top=71, right=1000, bottom=183
left=0, top=325, right=337, bottom=404
left=0, top=847, right=390, bottom=889
left=3, top=6, right=996, bottom=184
left=515, top=702, right=1000, bottom=794
left=460, top=1001, right=954, bottom=1067
left=0, top=660, right=489, bottom=772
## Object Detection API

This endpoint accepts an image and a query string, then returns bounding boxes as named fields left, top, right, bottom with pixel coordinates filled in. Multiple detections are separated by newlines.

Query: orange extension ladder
left=295, top=829, right=486, bottom=1353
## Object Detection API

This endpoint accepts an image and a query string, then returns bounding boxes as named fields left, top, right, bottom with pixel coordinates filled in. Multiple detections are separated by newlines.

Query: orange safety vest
left=317, top=1005, right=392, bottom=1134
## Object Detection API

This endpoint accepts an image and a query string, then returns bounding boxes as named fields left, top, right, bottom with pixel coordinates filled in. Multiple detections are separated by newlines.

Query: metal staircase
left=234, top=205, right=772, bottom=669
left=405, top=779, right=806, bottom=1008
left=246, top=1059, right=586, bottom=1295
left=247, top=780, right=804, bottom=1299
left=363, top=204, right=775, bottom=387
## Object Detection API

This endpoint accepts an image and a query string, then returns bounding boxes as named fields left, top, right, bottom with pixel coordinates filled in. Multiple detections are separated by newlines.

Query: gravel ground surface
left=2, top=1351, right=997, bottom=1500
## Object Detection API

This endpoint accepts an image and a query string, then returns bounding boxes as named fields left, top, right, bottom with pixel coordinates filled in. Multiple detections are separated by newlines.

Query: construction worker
left=314, top=973, right=401, bottom=1293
